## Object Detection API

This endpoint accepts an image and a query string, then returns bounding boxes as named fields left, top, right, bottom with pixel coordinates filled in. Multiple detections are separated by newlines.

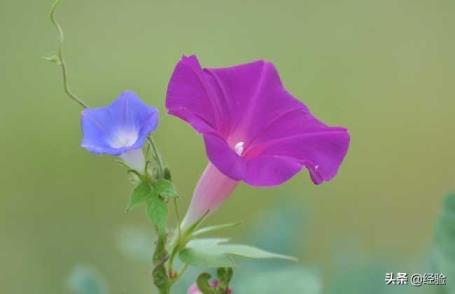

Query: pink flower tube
left=182, top=163, right=238, bottom=227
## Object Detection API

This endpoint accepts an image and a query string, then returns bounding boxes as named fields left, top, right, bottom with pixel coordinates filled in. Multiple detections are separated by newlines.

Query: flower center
left=234, top=141, right=245, bottom=156
left=110, top=130, right=138, bottom=149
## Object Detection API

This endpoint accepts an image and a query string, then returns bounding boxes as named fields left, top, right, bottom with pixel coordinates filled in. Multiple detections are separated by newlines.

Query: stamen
left=234, top=141, right=245, bottom=156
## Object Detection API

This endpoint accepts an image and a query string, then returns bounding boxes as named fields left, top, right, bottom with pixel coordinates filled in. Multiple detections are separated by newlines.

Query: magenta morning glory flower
left=166, top=56, right=350, bottom=226
left=81, top=91, right=159, bottom=172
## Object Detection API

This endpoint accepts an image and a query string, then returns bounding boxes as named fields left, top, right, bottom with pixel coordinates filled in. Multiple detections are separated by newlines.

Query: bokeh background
left=1, top=0, right=454, bottom=293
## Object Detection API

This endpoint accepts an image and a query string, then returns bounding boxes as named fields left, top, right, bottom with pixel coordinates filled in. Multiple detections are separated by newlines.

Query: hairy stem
left=153, top=233, right=171, bottom=294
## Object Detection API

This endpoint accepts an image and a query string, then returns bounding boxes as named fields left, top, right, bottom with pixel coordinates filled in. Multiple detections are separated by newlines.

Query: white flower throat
left=234, top=141, right=245, bottom=156
left=110, top=130, right=138, bottom=148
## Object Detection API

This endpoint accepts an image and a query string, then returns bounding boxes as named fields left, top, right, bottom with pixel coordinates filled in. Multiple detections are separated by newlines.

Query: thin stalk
left=148, top=136, right=165, bottom=177
left=174, top=198, right=182, bottom=239
left=166, top=199, right=182, bottom=278
left=49, top=0, right=88, bottom=109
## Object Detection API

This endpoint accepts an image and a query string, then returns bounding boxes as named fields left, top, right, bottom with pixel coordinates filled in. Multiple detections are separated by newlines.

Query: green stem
left=173, top=198, right=182, bottom=239
left=49, top=0, right=88, bottom=109
left=167, top=244, right=180, bottom=280
left=147, top=138, right=178, bottom=292
left=152, top=233, right=171, bottom=294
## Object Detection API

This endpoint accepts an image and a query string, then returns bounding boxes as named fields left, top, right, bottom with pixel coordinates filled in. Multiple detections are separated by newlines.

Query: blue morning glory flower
left=81, top=91, right=159, bottom=171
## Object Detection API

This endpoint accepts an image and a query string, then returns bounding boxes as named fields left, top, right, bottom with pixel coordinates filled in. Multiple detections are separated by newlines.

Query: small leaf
left=154, top=178, right=178, bottom=199
left=185, top=210, right=211, bottom=236
left=42, top=54, right=61, bottom=65
left=193, top=222, right=241, bottom=237
left=179, top=239, right=236, bottom=268
left=220, top=244, right=297, bottom=261
left=147, top=191, right=168, bottom=236
left=179, top=248, right=236, bottom=268
left=179, top=238, right=296, bottom=268
left=126, top=182, right=151, bottom=211
left=186, top=238, right=230, bottom=247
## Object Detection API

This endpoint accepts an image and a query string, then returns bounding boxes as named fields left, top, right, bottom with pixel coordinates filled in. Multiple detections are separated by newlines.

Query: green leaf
left=179, top=248, right=236, bottom=268
left=193, top=222, right=241, bottom=237
left=126, top=182, right=151, bottom=211
left=187, top=238, right=230, bottom=246
left=179, top=238, right=236, bottom=267
left=147, top=191, right=168, bottom=236
left=179, top=238, right=296, bottom=268
left=154, top=178, right=178, bottom=199
left=185, top=210, right=211, bottom=236
left=219, top=244, right=297, bottom=261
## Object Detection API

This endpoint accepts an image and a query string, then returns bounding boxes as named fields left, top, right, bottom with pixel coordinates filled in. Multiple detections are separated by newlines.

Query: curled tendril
left=48, top=0, right=88, bottom=108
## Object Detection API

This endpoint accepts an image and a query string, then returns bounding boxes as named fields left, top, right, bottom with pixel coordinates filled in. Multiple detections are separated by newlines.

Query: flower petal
left=166, top=56, right=221, bottom=134
left=203, top=133, right=245, bottom=181
left=81, top=91, right=159, bottom=155
left=244, top=155, right=302, bottom=187
left=204, top=60, right=350, bottom=185
left=249, top=129, right=350, bottom=185
left=81, top=108, right=122, bottom=154
left=204, top=59, right=303, bottom=142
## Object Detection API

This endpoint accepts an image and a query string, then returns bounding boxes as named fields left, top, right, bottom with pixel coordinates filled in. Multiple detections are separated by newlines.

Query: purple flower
left=81, top=91, right=159, bottom=171
left=166, top=56, right=350, bottom=226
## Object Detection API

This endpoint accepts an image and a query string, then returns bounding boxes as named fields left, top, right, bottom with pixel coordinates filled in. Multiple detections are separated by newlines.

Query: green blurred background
left=0, top=0, right=454, bottom=293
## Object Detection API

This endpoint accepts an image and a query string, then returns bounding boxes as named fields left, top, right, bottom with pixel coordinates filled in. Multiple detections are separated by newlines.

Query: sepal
left=126, top=179, right=169, bottom=237
left=146, top=190, right=168, bottom=236
left=126, top=181, right=150, bottom=211
left=154, top=178, right=178, bottom=199
left=193, top=222, right=241, bottom=237
left=179, top=238, right=296, bottom=268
